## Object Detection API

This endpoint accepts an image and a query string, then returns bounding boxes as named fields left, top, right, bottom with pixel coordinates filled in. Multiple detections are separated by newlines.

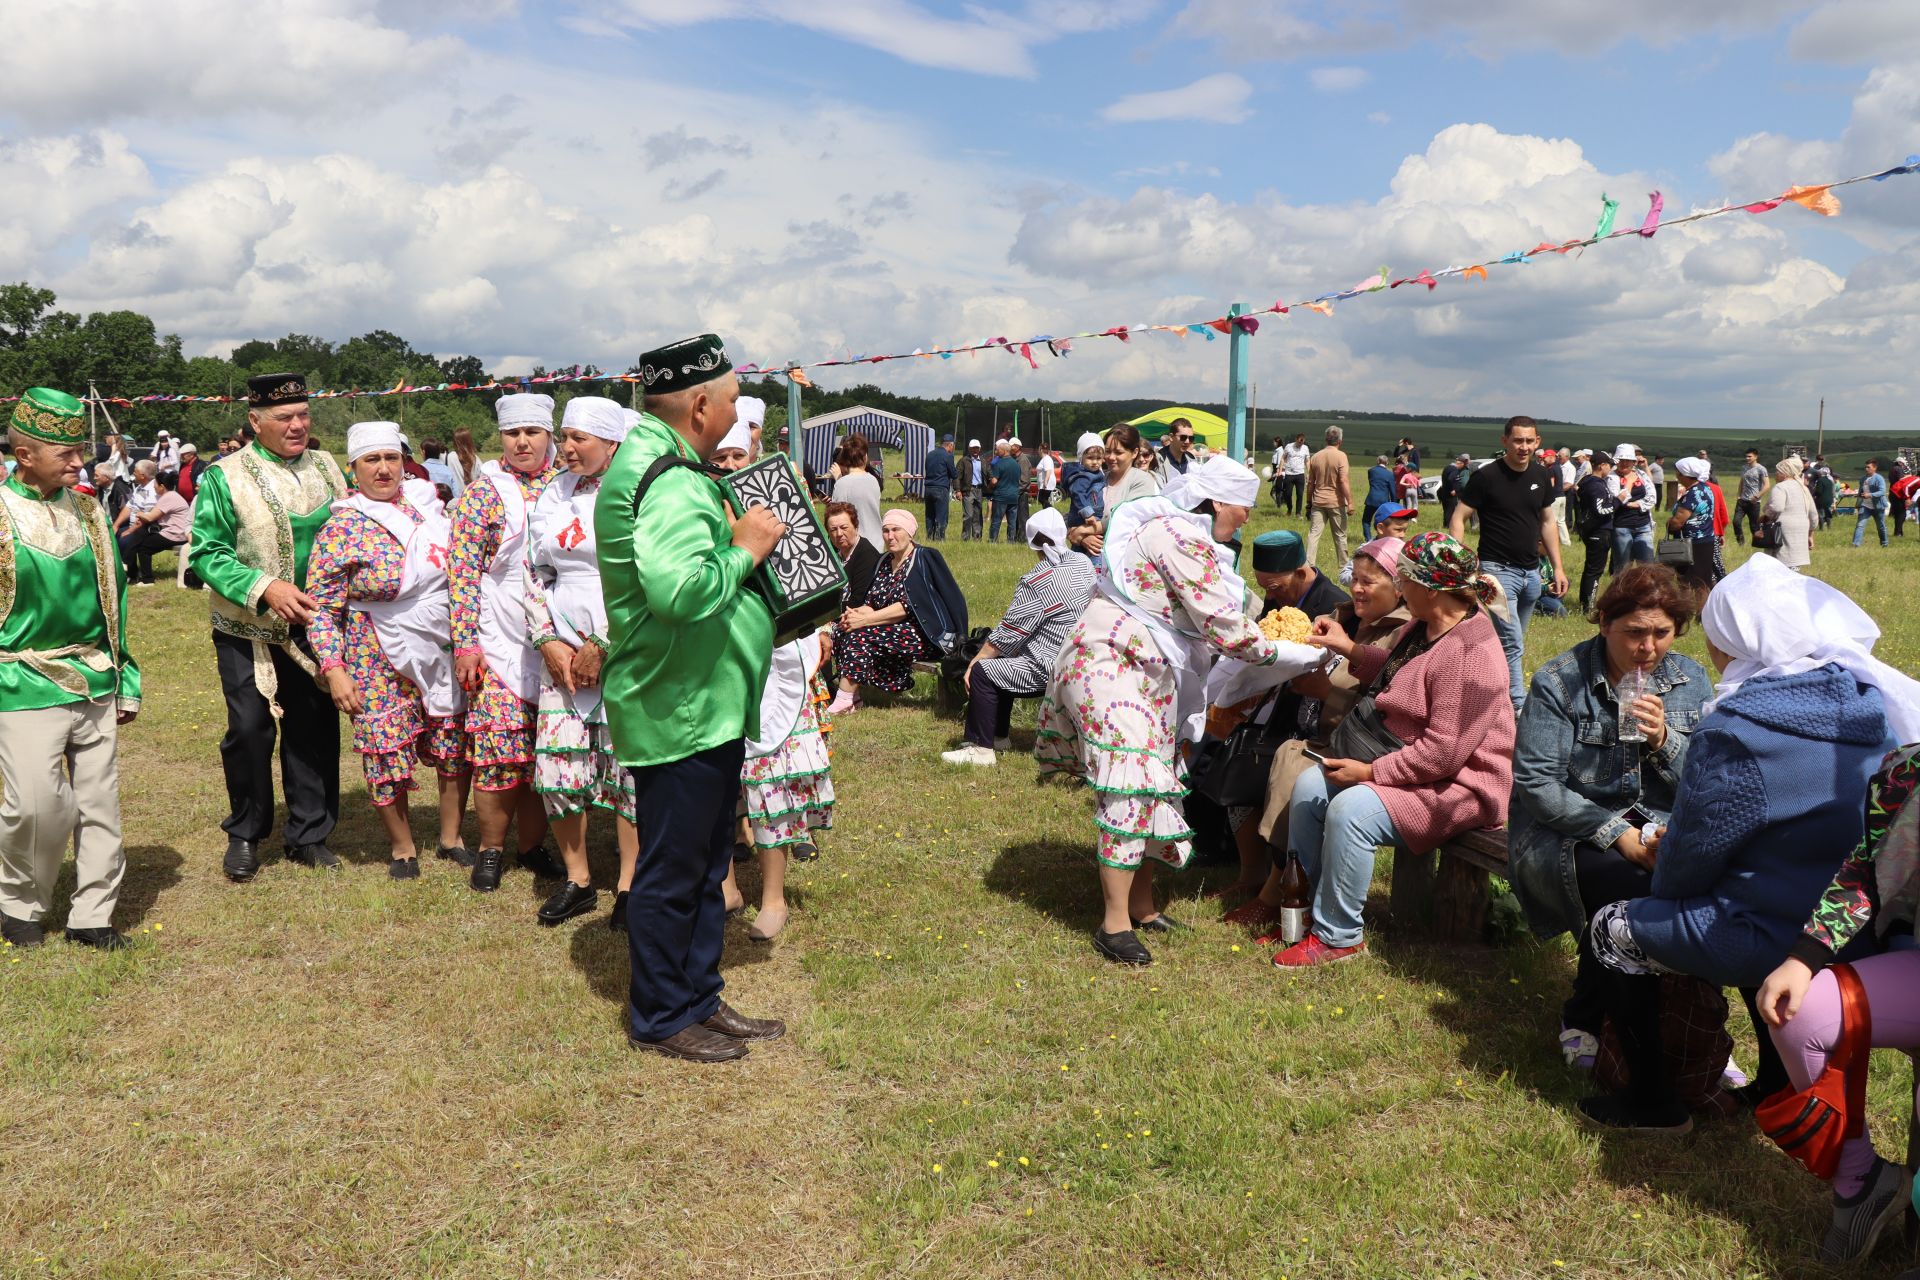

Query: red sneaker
left=1271, top=934, right=1366, bottom=968
left=1221, top=898, right=1282, bottom=928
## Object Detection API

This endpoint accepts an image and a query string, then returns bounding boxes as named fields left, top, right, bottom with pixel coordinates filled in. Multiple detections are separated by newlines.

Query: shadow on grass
left=983, top=839, right=1101, bottom=930
left=104, top=844, right=184, bottom=930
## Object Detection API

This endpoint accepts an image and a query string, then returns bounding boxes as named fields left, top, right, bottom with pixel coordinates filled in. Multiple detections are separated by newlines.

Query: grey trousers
left=0, top=696, right=125, bottom=928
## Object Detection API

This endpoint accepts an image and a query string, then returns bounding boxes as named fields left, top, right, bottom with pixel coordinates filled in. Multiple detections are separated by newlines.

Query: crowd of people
left=5, top=380, right=1919, bottom=1267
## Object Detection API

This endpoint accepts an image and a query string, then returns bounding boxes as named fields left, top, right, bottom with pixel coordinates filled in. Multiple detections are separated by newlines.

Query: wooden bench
left=1387, top=828, right=1509, bottom=943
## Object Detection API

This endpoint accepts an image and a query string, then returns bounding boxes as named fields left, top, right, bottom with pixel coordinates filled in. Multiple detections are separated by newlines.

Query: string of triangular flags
left=10, top=156, right=1915, bottom=408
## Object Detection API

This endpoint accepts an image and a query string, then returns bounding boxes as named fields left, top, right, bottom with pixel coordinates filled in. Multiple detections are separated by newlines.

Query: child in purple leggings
left=1758, top=744, right=1920, bottom=1269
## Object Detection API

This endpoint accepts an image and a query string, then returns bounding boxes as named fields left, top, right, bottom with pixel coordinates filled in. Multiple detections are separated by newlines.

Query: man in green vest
left=189, top=373, right=347, bottom=882
left=595, top=334, right=788, bottom=1062
left=0, top=388, right=141, bottom=950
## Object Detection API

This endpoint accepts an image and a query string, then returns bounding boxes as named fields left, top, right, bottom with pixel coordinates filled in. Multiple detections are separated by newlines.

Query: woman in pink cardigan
left=1275, top=532, right=1516, bottom=966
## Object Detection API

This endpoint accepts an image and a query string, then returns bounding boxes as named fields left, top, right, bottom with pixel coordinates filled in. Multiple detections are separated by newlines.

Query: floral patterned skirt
left=1034, top=600, right=1194, bottom=870
left=533, top=686, right=636, bottom=823
left=336, top=613, right=471, bottom=806
left=833, top=620, right=930, bottom=693
left=468, top=663, right=534, bottom=791
left=366, top=718, right=469, bottom=807
left=742, top=691, right=834, bottom=850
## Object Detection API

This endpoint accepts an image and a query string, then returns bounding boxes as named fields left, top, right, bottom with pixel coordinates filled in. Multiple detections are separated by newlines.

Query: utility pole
left=1816, top=397, right=1825, bottom=457
left=1250, top=380, right=1259, bottom=458
left=1226, top=302, right=1249, bottom=460
left=787, top=377, right=803, bottom=463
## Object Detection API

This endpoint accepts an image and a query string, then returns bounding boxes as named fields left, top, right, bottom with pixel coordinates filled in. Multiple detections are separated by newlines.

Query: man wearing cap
left=957, top=439, right=986, bottom=541
left=0, top=389, right=141, bottom=950
left=596, top=333, right=788, bottom=1062
left=189, top=373, right=347, bottom=880
left=922, top=434, right=956, bottom=541
left=1573, top=452, right=1617, bottom=612
left=1252, top=529, right=1348, bottom=619
left=447, top=393, right=564, bottom=892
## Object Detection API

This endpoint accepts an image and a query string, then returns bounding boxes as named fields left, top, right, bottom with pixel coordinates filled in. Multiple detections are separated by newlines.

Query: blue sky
left=0, top=1, right=1915, bottom=429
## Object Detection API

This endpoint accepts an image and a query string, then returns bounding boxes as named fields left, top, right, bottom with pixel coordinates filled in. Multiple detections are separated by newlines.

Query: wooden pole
left=1816, top=397, right=1825, bottom=457
left=1226, top=302, right=1249, bottom=459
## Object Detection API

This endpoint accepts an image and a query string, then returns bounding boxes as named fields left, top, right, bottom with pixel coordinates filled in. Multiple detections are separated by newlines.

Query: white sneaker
left=993, top=736, right=1013, bottom=752
left=940, top=745, right=997, bottom=767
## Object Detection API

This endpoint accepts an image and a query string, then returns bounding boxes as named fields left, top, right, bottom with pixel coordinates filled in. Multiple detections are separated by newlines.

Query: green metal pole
left=1226, top=301, right=1249, bottom=459
left=787, top=376, right=802, bottom=458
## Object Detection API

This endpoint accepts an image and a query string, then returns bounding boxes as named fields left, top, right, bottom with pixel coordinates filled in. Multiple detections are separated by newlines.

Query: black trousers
left=1564, top=843, right=1653, bottom=1036
left=1731, top=496, right=1764, bottom=544
left=213, top=629, right=340, bottom=846
left=1279, top=474, right=1304, bottom=514
left=1578, top=531, right=1612, bottom=612
left=964, top=666, right=1027, bottom=748
left=626, top=738, right=747, bottom=1041
left=119, top=527, right=183, bottom=583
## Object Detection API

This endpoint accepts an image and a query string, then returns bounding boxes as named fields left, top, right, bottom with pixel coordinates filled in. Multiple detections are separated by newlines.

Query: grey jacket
left=1508, top=637, right=1712, bottom=937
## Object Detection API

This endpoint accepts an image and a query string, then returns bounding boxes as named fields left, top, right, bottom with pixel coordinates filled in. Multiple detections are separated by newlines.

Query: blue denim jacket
left=1507, top=636, right=1712, bottom=937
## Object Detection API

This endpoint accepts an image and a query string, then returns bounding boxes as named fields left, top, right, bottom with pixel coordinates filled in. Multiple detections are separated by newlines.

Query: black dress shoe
left=388, top=857, right=420, bottom=880
left=702, top=1001, right=786, bottom=1042
left=287, top=842, right=340, bottom=871
left=471, top=848, right=505, bottom=892
left=608, top=890, right=630, bottom=933
left=222, top=837, right=260, bottom=883
left=629, top=1022, right=750, bottom=1063
left=1132, top=913, right=1188, bottom=934
left=791, top=841, right=820, bottom=862
left=1093, top=928, right=1153, bottom=966
left=2, top=913, right=45, bottom=948
left=537, top=881, right=598, bottom=927
left=436, top=844, right=475, bottom=868
left=64, top=926, right=131, bottom=951
left=517, top=844, right=565, bottom=880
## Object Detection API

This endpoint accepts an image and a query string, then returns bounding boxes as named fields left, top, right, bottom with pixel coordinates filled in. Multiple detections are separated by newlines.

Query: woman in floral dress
left=310, top=421, right=469, bottom=877
left=829, top=509, right=937, bottom=710
left=740, top=629, right=836, bottom=940
left=1037, top=456, right=1322, bottom=965
left=522, top=397, right=640, bottom=931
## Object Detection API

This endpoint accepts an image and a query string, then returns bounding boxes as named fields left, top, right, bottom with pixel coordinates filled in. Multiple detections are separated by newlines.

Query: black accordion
left=723, top=454, right=847, bottom=643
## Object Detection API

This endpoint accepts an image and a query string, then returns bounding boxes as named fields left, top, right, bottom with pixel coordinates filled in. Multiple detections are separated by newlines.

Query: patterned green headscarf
left=1398, top=530, right=1497, bottom=605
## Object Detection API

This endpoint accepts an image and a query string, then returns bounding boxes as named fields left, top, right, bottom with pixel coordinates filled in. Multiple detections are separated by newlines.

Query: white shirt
left=151, top=442, right=181, bottom=473
left=127, top=480, right=159, bottom=515
left=1282, top=442, right=1311, bottom=475
left=1035, top=454, right=1056, bottom=488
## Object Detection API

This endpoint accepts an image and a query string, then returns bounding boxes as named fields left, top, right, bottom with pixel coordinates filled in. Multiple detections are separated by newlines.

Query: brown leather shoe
left=703, top=1001, right=786, bottom=1042
left=628, top=1022, right=750, bottom=1063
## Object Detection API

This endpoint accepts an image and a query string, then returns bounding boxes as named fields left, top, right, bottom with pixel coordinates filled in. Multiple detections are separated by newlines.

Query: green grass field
left=4, top=478, right=1918, bottom=1279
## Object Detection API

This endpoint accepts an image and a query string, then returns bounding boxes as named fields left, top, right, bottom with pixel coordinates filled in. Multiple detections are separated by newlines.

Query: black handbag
left=1656, top=537, right=1693, bottom=566
left=1751, top=519, right=1783, bottom=551
left=1326, top=692, right=1405, bottom=763
left=1188, top=696, right=1284, bottom=808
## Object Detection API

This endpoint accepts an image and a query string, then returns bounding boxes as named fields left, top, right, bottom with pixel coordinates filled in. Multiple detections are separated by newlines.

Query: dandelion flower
left=987, top=1160, right=1000, bottom=1169
left=1230, top=945, right=1241, bottom=953
left=932, top=1163, right=942, bottom=1173
left=1018, top=1157, right=1030, bottom=1167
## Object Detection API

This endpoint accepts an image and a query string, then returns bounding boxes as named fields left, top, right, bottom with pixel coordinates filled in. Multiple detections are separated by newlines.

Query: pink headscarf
left=1354, top=536, right=1405, bottom=581
left=881, top=507, right=918, bottom=539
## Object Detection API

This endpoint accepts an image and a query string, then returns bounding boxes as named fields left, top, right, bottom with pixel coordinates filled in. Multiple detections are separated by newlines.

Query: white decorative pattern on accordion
left=728, top=456, right=843, bottom=606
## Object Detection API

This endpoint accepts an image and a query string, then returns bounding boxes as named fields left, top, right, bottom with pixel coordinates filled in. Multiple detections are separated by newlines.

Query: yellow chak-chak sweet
left=1259, top=606, right=1312, bottom=643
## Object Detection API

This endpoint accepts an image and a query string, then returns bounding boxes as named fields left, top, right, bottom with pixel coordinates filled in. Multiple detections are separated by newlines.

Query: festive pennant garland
left=7, top=156, right=1914, bottom=408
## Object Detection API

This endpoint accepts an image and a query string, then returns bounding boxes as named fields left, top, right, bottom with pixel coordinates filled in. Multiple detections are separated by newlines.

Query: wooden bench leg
left=1433, top=856, right=1491, bottom=943
left=1388, top=846, right=1436, bottom=931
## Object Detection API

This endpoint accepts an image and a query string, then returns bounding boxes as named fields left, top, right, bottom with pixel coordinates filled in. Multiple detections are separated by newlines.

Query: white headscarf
left=735, top=396, right=767, bottom=429
left=1025, top=506, right=1067, bottom=565
left=1182, top=454, right=1259, bottom=509
left=1701, top=552, right=1920, bottom=742
left=561, top=395, right=630, bottom=442
left=1675, top=456, right=1709, bottom=482
left=1075, top=431, right=1104, bottom=459
left=495, top=392, right=555, bottom=431
left=715, top=418, right=753, bottom=456
left=346, top=420, right=404, bottom=464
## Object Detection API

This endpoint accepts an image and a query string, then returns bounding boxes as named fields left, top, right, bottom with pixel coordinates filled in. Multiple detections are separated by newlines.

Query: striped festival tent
left=799, top=406, right=935, bottom=498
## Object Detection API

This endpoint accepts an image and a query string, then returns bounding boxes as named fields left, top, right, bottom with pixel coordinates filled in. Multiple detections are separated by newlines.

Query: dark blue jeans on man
left=989, top=498, right=1017, bottom=542
left=923, top=488, right=950, bottom=541
left=625, top=737, right=747, bottom=1042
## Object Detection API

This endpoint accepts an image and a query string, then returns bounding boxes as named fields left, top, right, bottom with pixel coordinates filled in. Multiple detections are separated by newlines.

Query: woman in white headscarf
left=1665, top=456, right=1721, bottom=589
left=309, top=422, right=468, bottom=877
left=942, top=507, right=1097, bottom=768
left=1037, top=455, right=1324, bottom=966
left=521, top=396, right=640, bottom=930
left=1763, top=455, right=1817, bottom=571
left=1578, top=552, right=1914, bottom=1132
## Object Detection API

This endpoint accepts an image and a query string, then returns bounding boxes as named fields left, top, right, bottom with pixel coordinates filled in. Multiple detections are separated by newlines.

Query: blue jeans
left=923, top=489, right=950, bottom=541
left=1854, top=506, right=1889, bottom=547
left=989, top=498, right=1017, bottom=541
left=1288, top=769, right=1398, bottom=948
left=1611, top=525, right=1653, bottom=567
left=1481, top=559, right=1541, bottom=709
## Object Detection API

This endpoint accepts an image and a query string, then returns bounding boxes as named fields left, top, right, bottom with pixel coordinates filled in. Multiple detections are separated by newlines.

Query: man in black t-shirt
left=1448, top=415, right=1567, bottom=710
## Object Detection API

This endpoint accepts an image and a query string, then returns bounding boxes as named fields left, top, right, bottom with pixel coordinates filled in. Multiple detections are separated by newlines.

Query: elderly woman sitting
left=825, top=500, right=879, bottom=608
left=1281, top=532, right=1516, bottom=967
left=828, top=509, right=966, bottom=713
left=1508, top=564, right=1712, bottom=1071
left=1580, top=553, right=1915, bottom=1133
left=942, top=508, right=1096, bottom=767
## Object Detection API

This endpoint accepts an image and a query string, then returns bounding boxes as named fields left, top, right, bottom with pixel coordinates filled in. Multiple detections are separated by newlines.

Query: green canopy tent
left=1127, top=406, right=1228, bottom=446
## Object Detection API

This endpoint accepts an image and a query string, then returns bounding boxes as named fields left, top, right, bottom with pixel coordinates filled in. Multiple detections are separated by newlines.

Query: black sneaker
left=1132, top=913, right=1188, bottom=934
left=64, top=926, right=131, bottom=952
left=436, top=844, right=475, bottom=869
left=1, top=913, right=45, bottom=948
left=471, top=848, right=505, bottom=892
left=222, top=837, right=260, bottom=883
left=286, top=842, right=341, bottom=871
left=1093, top=928, right=1153, bottom=967
left=1575, top=1094, right=1693, bottom=1134
left=791, top=842, right=820, bottom=862
left=1820, top=1157, right=1911, bottom=1265
left=537, top=881, right=598, bottom=927
left=609, top=890, right=630, bottom=933
left=388, top=857, right=421, bottom=880
left=516, top=844, right=565, bottom=880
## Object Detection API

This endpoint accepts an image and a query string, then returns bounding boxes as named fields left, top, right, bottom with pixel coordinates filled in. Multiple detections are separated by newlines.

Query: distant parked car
left=1419, top=457, right=1495, bottom=503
